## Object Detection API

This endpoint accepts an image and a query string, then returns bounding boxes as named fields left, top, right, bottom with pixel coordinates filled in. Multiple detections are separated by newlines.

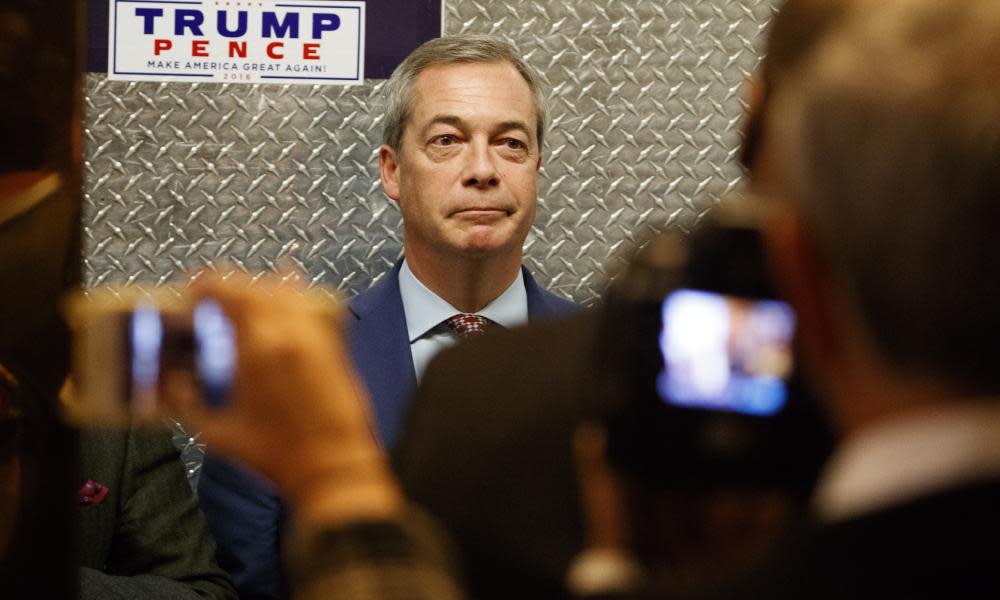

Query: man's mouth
left=451, top=207, right=510, bottom=217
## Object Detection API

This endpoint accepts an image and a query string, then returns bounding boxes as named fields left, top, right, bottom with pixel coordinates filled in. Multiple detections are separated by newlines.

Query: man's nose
left=462, top=140, right=499, bottom=189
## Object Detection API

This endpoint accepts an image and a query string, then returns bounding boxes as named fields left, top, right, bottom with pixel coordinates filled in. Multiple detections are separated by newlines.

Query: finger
left=190, top=273, right=249, bottom=318
left=190, top=272, right=279, bottom=338
left=274, top=257, right=307, bottom=288
left=574, top=422, right=630, bottom=550
left=191, top=415, right=266, bottom=472
left=574, top=421, right=608, bottom=467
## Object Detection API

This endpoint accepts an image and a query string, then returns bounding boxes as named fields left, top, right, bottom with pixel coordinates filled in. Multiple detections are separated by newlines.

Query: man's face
left=380, top=60, right=541, bottom=261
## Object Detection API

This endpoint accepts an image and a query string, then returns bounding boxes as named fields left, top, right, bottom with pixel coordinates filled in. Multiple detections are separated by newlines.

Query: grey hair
left=381, top=34, right=547, bottom=152
left=768, top=0, right=1000, bottom=392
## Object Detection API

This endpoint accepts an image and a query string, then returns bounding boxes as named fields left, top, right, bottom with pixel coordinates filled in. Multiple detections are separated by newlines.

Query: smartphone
left=65, top=288, right=236, bottom=425
left=128, top=297, right=236, bottom=414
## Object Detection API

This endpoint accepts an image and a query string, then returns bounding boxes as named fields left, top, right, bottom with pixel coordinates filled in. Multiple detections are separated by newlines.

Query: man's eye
left=503, top=138, right=527, bottom=150
left=433, top=135, right=456, bottom=146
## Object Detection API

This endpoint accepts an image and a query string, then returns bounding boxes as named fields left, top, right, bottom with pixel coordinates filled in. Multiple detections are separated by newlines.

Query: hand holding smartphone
left=64, top=282, right=338, bottom=427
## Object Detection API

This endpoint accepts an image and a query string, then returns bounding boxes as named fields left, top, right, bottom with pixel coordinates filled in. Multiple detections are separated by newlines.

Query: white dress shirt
left=397, top=259, right=528, bottom=381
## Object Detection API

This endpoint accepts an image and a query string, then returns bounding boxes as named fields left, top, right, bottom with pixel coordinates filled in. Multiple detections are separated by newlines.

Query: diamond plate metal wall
left=82, top=0, right=779, bottom=479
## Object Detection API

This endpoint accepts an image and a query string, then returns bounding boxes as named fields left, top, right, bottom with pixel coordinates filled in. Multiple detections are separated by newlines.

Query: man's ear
left=739, top=75, right=767, bottom=174
left=746, top=76, right=766, bottom=122
left=535, top=155, right=542, bottom=172
left=764, top=207, right=844, bottom=380
left=379, top=145, right=401, bottom=202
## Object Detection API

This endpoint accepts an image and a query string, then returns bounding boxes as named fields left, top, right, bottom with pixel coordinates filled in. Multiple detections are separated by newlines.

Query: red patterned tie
left=445, top=313, right=493, bottom=338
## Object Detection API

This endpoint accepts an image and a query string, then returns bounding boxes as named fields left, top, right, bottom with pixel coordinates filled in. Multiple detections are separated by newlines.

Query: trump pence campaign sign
left=107, top=0, right=366, bottom=85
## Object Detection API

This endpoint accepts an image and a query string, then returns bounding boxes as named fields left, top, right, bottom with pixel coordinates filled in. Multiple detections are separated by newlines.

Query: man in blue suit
left=199, top=34, right=577, bottom=598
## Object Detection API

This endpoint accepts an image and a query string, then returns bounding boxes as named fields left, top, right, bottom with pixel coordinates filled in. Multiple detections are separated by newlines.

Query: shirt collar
left=398, top=259, right=528, bottom=343
left=0, top=173, right=61, bottom=227
left=812, top=400, right=1000, bottom=522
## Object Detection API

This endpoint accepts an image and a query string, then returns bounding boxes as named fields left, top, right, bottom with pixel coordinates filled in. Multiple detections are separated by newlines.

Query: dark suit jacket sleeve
left=79, top=428, right=237, bottom=600
left=198, top=454, right=288, bottom=599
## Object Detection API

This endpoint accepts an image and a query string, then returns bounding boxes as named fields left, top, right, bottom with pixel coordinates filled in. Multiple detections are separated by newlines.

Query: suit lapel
left=523, top=266, right=578, bottom=320
left=347, top=260, right=417, bottom=446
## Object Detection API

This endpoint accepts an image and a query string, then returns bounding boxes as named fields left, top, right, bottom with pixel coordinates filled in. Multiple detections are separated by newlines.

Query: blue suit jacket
left=199, top=261, right=578, bottom=599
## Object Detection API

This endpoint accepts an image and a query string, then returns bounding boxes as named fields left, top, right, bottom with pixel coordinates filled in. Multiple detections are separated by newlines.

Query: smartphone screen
left=129, top=302, right=164, bottom=416
left=657, top=289, right=796, bottom=416
left=193, top=299, right=236, bottom=407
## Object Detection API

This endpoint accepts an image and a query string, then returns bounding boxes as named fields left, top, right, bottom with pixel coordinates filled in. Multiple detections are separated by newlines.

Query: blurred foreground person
left=185, top=0, right=1000, bottom=598
left=588, top=0, right=1000, bottom=596
left=1, top=3, right=236, bottom=598
left=1, top=2, right=84, bottom=596
left=700, top=0, right=1000, bottom=595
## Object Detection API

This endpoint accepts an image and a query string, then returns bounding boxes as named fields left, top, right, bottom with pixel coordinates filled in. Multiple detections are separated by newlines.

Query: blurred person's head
left=0, top=4, right=76, bottom=175
left=740, top=0, right=852, bottom=186
left=762, top=0, right=1000, bottom=432
left=0, top=2, right=81, bottom=392
left=0, top=2, right=81, bottom=595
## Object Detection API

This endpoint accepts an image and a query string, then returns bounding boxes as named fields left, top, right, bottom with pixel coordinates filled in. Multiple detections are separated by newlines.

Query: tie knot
left=445, top=313, right=492, bottom=338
